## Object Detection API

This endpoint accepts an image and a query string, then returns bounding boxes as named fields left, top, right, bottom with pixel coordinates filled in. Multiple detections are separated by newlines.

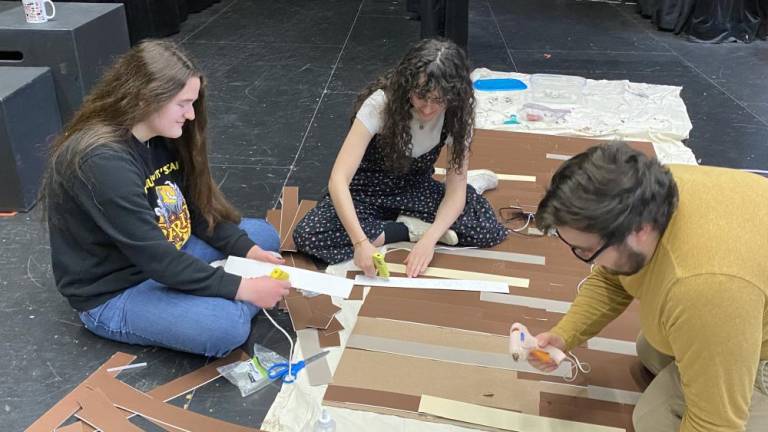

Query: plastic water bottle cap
left=318, top=409, right=332, bottom=424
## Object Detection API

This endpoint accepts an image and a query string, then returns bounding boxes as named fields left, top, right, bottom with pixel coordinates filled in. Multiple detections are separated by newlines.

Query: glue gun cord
left=262, top=306, right=294, bottom=382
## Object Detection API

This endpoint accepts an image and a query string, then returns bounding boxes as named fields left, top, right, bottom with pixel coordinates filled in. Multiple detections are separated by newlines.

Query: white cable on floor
left=262, top=307, right=295, bottom=383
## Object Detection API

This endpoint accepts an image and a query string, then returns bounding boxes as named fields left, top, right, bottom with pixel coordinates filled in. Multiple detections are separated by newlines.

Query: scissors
left=268, top=350, right=330, bottom=383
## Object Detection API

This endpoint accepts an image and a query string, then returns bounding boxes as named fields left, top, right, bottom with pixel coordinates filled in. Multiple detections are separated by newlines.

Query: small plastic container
left=529, top=74, right=586, bottom=105
left=313, top=409, right=336, bottom=432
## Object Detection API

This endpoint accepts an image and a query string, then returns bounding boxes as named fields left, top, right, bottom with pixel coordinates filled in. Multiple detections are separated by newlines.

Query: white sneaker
left=396, top=215, right=459, bottom=246
left=467, top=169, right=498, bottom=195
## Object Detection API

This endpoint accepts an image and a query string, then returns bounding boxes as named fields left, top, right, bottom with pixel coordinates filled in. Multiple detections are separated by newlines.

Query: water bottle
left=313, top=409, right=336, bottom=432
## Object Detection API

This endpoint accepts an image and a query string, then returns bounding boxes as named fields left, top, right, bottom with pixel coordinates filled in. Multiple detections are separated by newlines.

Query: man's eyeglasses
left=555, top=228, right=617, bottom=264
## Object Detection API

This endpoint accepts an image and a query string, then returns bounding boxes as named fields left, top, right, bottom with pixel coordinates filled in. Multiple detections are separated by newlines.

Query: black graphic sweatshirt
left=48, top=135, right=255, bottom=311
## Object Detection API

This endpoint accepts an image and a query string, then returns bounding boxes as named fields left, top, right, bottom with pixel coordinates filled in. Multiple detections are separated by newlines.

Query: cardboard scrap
left=284, top=294, right=340, bottom=331
left=30, top=350, right=251, bottom=432
left=277, top=186, right=299, bottom=249
left=24, top=352, right=136, bottom=432
left=281, top=200, right=317, bottom=252
left=87, top=372, right=261, bottom=432
left=318, top=331, right=341, bottom=349
left=76, top=386, right=143, bottom=432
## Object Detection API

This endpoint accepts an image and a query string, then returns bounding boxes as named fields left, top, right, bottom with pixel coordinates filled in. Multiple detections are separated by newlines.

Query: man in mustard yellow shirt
left=532, top=142, right=768, bottom=431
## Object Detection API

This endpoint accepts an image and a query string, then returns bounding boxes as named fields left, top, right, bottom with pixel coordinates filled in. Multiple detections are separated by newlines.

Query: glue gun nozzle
left=512, top=353, right=519, bottom=361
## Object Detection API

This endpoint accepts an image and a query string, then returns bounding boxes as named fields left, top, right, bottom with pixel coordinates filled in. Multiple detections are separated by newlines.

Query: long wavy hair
left=352, top=38, right=475, bottom=173
left=42, top=40, right=239, bottom=232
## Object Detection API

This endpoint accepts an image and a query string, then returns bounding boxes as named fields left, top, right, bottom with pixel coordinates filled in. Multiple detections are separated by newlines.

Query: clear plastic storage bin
left=529, top=74, right=586, bottom=105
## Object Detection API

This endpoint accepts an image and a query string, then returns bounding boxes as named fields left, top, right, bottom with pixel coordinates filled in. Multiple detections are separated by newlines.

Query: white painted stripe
left=587, top=386, right=642, bottom=405
left=546, top=153, right=572, bottom=161
left=587, top=338, right=638, bottom=356
left=480, top=292, right=572, bottom=313
left=434, top=167, right=537, bottom=182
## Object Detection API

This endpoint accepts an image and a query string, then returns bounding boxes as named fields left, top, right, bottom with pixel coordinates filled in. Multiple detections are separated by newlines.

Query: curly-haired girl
left=294, top=38, right=507, bottom=276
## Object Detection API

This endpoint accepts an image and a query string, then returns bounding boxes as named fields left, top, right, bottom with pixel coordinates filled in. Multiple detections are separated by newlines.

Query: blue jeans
left=78, top=218, right=280, bottom=357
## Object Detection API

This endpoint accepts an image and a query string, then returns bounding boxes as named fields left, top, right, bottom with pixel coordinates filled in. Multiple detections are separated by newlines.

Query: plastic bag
left=217, top=343, right=286, bottom=397
left=518, top=103, right=571, bottom=124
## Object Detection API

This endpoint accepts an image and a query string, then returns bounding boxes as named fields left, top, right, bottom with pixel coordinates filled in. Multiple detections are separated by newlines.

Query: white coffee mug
left=22, top=0, right=55, bottom=24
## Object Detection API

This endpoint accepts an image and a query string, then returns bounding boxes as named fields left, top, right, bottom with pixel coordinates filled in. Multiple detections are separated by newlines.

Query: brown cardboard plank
left=24, top=352, right=137, bottom=432
left=281, top=200, right=317, bottom=252
left=278, top=187, right=299, bottom=250
left=331, top=349, right=588, bottom=415
left=323, top=385, right=421, bottom=412
left=266, top=209, right=281, bottom=234
left=71, top=350, right=249, bottom=432
left=76, top=386, right=143, bottom=432
left=89, top=373, right=261, bottom=432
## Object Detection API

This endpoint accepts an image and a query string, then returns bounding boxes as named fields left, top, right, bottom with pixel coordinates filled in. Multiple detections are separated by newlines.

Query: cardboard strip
left=281, top=200, right=316, bottom=252
left=346, top=334, right=572, bottom=378
left=418, top=395, right=624, bottom=432
left=278, top=187, right=299, bottom=248
left=334, top=349, right=559, bottom=414
left=89, top=373, right=261, bottom=432
left=539, top=392, right=635, bottom=432
left=433, top=167, right=537, bottom=182
left=586, top=386, right=642, bottom=405
left=480, top=291, right=571, bottom=313
left=285, top=252, right=318, bottom=271
left=76, top=386, right=143, bottom=432
left=321, top=317, right=344, bottom=336
left=385, top=263, right=529, bottom=288
left=266, top=209, right=281, bottom=233
left=296, top=329, right=333, bottom=386
left=70, top=350, right=249, bottom=432
left=323, top=385, right=421, bottom=413
left=25, top=352, right=137, bottom=432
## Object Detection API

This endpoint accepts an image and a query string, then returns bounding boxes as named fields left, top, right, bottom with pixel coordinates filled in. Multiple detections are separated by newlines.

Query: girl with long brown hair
left=293, top=38, right=507, bottom=276
left=43, top=40, right=288, bottom=357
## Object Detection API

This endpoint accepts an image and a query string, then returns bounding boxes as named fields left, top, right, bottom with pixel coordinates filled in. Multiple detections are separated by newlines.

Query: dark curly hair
left=351, top=38, right=475, bottom=173
left=536, top=142, right=679, bottom=242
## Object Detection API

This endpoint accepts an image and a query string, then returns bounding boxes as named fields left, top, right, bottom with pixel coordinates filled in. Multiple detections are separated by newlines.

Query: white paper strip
left=354, top=275, right=509, bottom=293
left=587, top=338, right=637, bottom=356
left=224, top=256, right=353, bottom=298
left=546, top=153, right=572, bottom=161
left=433, top=167, right=536, bottom=182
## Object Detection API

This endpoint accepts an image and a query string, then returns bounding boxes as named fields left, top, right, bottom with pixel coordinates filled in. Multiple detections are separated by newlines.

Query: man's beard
left=604, top=245, right=647, bottom=276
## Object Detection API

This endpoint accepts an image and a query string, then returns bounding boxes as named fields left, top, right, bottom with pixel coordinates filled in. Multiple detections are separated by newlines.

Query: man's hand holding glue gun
left=509, top=323, right=568, bottom=373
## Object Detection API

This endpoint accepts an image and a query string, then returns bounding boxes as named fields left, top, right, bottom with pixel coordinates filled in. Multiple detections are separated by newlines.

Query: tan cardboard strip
left=539, top=392, right=635, bottom=431
left=296, top=328, right=333, bottom=386
left=89, top=373, right=261, bottom=432
left=278, top=186, right=299, bottom=248
left=385, top=263, right=529, bottom=288
left=433, top=167, right=537, bottom=182
left=281, top=200, right=316, bottom=252
left=346, top=333, right=572, bottom=378
left=24, top=352, right=137, bottom=432
left=418, top=395, right=625, bottom=432
left=76, top=386, right=143, bottom=432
